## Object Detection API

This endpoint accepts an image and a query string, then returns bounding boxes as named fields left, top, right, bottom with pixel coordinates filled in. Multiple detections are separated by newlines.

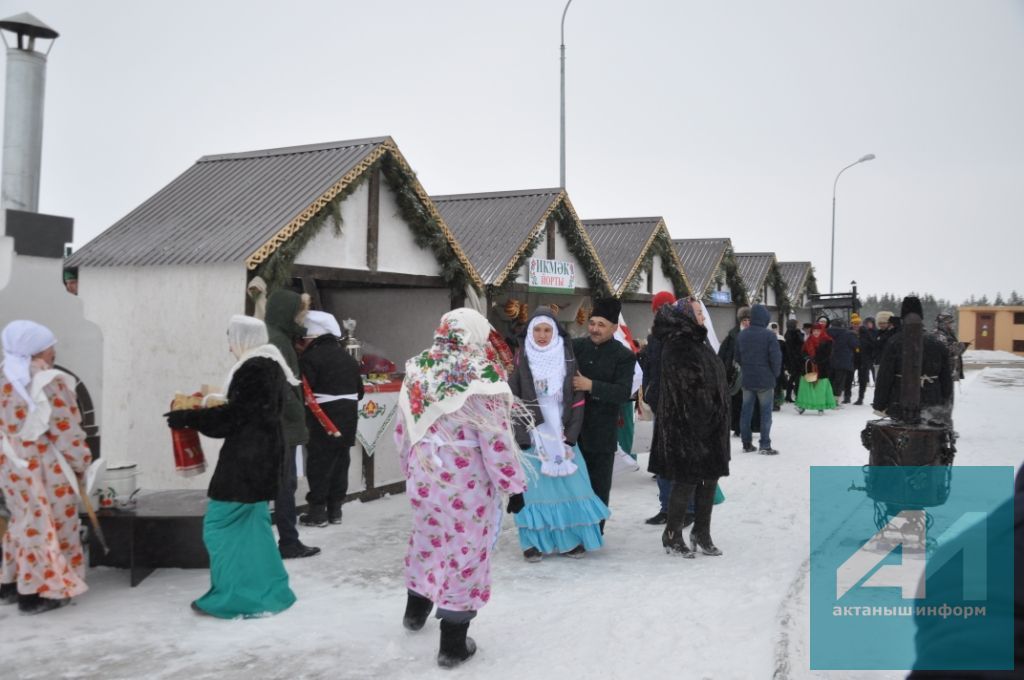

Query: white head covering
left=2, top=320, right=57, bottom=410
left=304, top=310, right=342, bottom=338
left=222, top=315, right=299, bottom=391
left=698, top=300, right=721, bottom=352
left=524, top=312, right=566, bottom=400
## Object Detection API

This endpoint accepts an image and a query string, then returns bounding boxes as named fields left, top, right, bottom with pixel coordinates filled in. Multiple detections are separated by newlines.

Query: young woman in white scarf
left=508, top=307, right=610, bottom=562
left=0, top=320, right=93, bottom=614
left=165, top=315, right=297, bottom=618
left=395, top=308, right=529, bottom=669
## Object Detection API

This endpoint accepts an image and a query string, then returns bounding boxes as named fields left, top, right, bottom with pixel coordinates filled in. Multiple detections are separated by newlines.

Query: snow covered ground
left=963, top=349, right=1024, bottom=365
left=3, top=368, right=1021, bottom=680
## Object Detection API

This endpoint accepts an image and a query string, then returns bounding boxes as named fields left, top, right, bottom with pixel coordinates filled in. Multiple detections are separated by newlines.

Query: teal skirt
left=195, top=500, right=296, bottom=619
left=515, top=446, right=611, bottom=554
left=795, top=377, right=838, bottom=411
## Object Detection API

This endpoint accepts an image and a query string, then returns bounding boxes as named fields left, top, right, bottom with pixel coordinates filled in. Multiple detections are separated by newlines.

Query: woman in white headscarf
left=508, top=307, right=609, bottom=561
left=165, top=315, right=297, bottom=618
left=0, top=320, right=92, bottom=614
left=395, top=308, right=528, bottom=669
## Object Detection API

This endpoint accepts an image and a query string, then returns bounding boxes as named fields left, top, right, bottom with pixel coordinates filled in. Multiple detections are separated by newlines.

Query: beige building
left=958, top=306, right=1024, bottom=355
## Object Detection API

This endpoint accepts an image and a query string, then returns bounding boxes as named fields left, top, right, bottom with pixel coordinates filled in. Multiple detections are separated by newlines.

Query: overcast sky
left=3, top=0, right=1022, bottom=302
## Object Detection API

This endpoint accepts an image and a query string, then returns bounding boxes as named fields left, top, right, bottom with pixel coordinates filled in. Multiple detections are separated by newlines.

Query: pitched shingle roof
left=672, top=238, right=732, bottom=297
left=734, top=253, right=777, bottom=301
left=582, top=218, right=664, bottom=294
left=66, top=137, right=479, bottom=286
left=431, top=189, right=610, bottom=291
left=776, top=262, right=811, bottom=304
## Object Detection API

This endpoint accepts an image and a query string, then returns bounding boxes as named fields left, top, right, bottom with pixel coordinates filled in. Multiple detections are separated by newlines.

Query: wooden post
left=367, top=168, right=381, bottom=271
left=546, top=218, right=556, bottom=260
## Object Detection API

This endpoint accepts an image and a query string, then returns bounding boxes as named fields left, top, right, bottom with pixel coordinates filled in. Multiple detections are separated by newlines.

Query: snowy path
left=3, top=369, right=1021, bottom=680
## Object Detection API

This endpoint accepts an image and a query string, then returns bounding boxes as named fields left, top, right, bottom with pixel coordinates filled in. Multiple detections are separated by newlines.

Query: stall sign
left=528, top=258, right=576, bottom=293
left=710, top=290, right=732, bottom=304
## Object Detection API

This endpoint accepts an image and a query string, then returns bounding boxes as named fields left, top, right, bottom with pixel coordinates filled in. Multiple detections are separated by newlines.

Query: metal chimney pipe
left=0, top=13, right=59, bottom=213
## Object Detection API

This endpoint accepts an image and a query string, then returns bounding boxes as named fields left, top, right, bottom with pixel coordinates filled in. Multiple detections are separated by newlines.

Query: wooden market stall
left=672, top=237, right=744, bottom=336
left=777, top=261, right=819, bottom=324
left=66, top=136, right=482, bottom=500
left=734, top=252, right=789, bottom=325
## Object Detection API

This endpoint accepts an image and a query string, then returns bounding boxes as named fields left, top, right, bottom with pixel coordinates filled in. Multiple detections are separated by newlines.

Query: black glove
left=165, top=410, right=192, bottom=430
left=506, top=493, right=525, bottom=514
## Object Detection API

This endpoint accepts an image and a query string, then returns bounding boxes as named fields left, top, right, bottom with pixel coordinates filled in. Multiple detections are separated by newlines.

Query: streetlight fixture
left=560, top=0, right=573, bottom=188
left=830, top=153, right=875, bottom=293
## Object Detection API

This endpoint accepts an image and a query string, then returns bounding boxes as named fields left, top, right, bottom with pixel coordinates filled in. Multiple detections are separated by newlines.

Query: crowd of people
left=0, top=291, right=976, bottom=669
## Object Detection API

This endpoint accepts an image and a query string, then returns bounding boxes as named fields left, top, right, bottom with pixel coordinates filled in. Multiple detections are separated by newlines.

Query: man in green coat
left=572, top=297, right=637, bottom=531
left=265, top=290, right=320, bottom=559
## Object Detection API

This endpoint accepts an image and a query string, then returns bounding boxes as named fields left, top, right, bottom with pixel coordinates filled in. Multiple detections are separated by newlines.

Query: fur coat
left=648, top=304, right=731, bottom=482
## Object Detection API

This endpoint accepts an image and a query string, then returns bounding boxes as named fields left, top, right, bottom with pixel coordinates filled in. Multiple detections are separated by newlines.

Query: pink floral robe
left=395, top=413, right=526, bottom=612
left=0, top=376, right=92, bottom=599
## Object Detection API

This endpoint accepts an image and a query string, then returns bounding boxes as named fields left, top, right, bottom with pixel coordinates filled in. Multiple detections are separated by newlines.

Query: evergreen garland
left=766, top=264, right=791, bottom=316
left=805, top=267, right=819, bottom=296
left=620, top=228, right=688, bottom=298
left=720, top=249, right=747, bottom=306
left=492, top=227, right=545, bottom=294
left=552, top=203, right=612, bottom=297
left=254, top=152, right=474, bottom=294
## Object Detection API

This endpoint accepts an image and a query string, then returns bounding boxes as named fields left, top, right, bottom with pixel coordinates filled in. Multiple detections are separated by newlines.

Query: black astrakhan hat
left=590, top=297, right=622, bottom=323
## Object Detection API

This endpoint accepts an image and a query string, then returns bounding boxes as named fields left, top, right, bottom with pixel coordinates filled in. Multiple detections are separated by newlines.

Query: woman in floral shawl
left=395, top=308, right=528, bottom=669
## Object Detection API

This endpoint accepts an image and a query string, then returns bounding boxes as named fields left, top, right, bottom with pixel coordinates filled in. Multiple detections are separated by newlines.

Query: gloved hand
left=506, top=493, right=525, bottom=514
left=165, top=410, right=192, bottom=430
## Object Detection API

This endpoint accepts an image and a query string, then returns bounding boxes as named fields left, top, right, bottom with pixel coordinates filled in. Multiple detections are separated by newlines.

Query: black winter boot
left=17, top=593, right=66, bottom=614
left=690, top=480, right=723, bottom=556
left=403, top=591, right=433, bottom=631
left=437, top=619, right=477, bottom=668
left=299, top=504, right=328, bottom=528
left=0, top=582, right=17, bottom=605
left=327, top=502, right=343, bottom=525
left=662, top=483, right=695, bottom=558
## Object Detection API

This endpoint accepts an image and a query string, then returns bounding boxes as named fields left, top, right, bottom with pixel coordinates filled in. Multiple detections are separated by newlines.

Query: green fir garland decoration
left=766, top=263, right=791, bottom=316
left=713, top=248, right=747, bottom=306
left=620, top=228, right=688, bottom=298
left=492, top=227, right=545, bottom=294
left=805, top=267, right=819, bottom=296
left=552, top=203, right=612, bottom=298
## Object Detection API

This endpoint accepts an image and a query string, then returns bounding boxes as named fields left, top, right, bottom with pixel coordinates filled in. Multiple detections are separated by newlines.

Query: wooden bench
left=85, top=490, right=209, bottom=587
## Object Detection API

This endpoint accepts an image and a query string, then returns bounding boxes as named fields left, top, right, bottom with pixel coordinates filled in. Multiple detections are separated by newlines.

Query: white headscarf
left=304, top=310, right=342, bottom=338
left=699, top=300, right=721, bottom=352
left=524, top=312, right=566, bottom=400
left=221, top=315, right=299, bottom=392
left=2, top=320, right=57, bottom=410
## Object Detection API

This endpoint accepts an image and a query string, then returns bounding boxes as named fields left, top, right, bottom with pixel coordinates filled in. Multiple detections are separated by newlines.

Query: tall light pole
left=560, top=0, right=573, bottom=189
left=830, top=153, right=875, bottom=293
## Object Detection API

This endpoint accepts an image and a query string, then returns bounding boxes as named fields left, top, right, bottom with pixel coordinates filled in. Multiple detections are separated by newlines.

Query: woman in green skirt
left=166, top=315, right=297, bottom=618
left=796, top=322, right=838, bottom=414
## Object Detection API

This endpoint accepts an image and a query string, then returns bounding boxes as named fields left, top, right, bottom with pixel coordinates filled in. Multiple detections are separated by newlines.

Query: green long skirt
left=194, top=500, right=296, bottom=619
left=795, top=377, right=838, bottom=411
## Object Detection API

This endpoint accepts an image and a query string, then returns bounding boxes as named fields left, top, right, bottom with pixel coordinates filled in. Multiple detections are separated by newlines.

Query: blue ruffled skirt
left=515, top=445, right=611, bottom=554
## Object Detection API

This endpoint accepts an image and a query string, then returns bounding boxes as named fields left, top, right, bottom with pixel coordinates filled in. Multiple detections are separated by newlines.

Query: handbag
left=804, top=359, right=819, bottom=383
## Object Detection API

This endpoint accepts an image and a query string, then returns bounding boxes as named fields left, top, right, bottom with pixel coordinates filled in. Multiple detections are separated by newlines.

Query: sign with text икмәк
left=528, top=258, right=576, bottom=294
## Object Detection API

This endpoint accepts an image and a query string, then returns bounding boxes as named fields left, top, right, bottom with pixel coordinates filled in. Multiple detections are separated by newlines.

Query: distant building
left=957, top=306, right=1024, bottom=356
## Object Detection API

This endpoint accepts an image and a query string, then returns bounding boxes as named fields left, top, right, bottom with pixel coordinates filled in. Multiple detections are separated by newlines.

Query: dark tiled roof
left=581, top=218, right=663, bottom=294
left=734, top=253, right=777, bottom=299
left=431, top=189, right=564, bottom=286
left=673, top=238, right=732, bottom=297
left=68, top=137, right=393, bottom=268
left=777, top=261, right=812, bottom=304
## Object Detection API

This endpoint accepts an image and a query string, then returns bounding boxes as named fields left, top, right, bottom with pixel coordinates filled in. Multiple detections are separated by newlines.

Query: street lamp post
left=830, top=153, right=876, bottom=293
left=560, top=0, right=573, bottom=188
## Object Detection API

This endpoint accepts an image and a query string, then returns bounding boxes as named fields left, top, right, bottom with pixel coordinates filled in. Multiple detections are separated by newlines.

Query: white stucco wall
left=513, top=223, right=593, bottom=291
left=0, top=252, right=104, bottom=429
left=377, top=181, right=442, bottom=277
left=293, top=182, right=369, bottom=270
left=0, top=234, right=14, bottom=290
left=621, top=300, right=655, bottom=341
left=78, top=263, right=246, bottom=490
left=649, top=254, right=674, bottom=294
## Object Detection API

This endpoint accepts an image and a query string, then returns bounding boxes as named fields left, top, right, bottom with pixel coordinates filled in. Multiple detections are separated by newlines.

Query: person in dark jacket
left=872, top=296, right=952, bottom=424
left=571, top=298, right=637, bottom=530
left=509, top=307, right=608, bottom=560
left=718, top=306, right=755, bottom=437
left=641, top=291, right=677, bottom=525
left=650, top=298, right=730, bottom=558
left=784, top=319, right=805, bottom=402
left=855, top=317, right=878, bottom=405
left=827, top=317, right=859, bottom=404
left=874, top=310, right=899, bottom=370
left=297, top=311, right=364, bottom=528
left=264, top=289, right=320, bottom=559
left=735, top=304, right=783, bottom=455
left=166, top=315, right=297, bottom=618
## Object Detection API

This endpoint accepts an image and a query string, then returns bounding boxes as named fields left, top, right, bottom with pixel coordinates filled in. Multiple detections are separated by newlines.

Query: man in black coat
left=572, top=297, right=637, bottom=530
left=298, top=311, right=365, bottom=528
left=855, top=317, right=878, bottom=405
left=783, top=319, right=805, bottom=402
left=827, top=318, right=859, bottom=404
left=718, top=306, right=754, bottom=437
left=872, top=297, right=952, bottom=424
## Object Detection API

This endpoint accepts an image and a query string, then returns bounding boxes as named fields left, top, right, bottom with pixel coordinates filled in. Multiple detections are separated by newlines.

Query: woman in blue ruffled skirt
left=508, top=307, right=610, bottom=561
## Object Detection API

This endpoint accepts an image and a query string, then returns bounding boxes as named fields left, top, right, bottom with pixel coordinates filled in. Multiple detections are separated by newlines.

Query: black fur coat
left=167, top=357, right=287, bottom=503
left=648, top=305, right=731, bottom=482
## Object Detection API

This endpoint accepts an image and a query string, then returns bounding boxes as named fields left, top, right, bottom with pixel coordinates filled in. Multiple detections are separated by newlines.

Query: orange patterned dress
left=0, top=375, right=92, bottom=599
